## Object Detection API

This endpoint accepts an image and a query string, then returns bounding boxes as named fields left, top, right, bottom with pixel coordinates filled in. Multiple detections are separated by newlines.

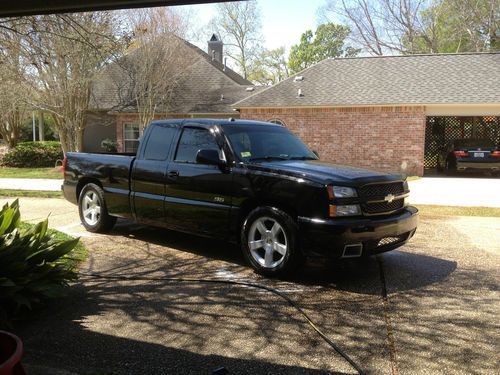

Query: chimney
left=208, top=33, right=223, bottom=63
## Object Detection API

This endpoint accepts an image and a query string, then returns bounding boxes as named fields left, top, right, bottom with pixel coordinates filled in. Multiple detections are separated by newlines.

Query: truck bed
left=63, top=152, right=136, bottom=218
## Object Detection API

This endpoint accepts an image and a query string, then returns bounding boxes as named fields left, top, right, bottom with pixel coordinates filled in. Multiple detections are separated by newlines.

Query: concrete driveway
left=408, top=177, right=500, bottom=207
left=4, top=198, right=499, bottom=375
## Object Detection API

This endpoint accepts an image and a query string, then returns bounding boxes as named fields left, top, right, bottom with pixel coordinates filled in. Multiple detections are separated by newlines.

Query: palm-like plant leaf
left=0, top=201, right=82, bottom=328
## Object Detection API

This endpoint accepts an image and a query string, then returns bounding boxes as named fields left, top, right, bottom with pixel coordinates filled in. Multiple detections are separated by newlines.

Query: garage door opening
left=424, top=116, right=500, bottom=176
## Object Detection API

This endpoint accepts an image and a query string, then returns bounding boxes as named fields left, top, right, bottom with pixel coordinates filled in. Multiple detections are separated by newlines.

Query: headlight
left=330, top=204, right=362, bottom=217
left=328, top=185, right=358, bottom=198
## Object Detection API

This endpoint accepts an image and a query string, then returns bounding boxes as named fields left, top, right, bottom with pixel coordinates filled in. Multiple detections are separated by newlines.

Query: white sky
left=182, top=0, right=328, bottom=53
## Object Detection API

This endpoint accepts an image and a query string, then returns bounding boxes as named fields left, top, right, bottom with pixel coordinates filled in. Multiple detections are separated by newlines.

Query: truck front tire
left=241, top=207, right=303, bottom=277
left=78, top=183, right=116, bottom=233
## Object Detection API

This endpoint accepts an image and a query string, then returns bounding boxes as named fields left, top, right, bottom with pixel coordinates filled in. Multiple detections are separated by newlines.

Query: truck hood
left=247, top=160, right=403, bottom=185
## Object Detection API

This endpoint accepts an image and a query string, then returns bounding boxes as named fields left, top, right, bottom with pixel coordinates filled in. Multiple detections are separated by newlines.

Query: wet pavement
left=3, top=198, right=499, bottom=375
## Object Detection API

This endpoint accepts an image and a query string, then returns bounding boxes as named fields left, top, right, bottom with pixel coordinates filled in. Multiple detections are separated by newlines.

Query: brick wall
left=240, top=106, right=426, bottom=176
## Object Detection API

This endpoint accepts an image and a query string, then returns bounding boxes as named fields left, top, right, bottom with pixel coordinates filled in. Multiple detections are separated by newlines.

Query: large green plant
left=0, top=200, right=80, bottom=328
left=1, top=141, right=64, bottom=167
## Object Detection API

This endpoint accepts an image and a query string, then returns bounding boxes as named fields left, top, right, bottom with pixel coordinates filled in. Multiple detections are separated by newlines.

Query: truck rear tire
left=78, top=183, right=116, bottom=233
left=241, top=207, right=303, bottom=277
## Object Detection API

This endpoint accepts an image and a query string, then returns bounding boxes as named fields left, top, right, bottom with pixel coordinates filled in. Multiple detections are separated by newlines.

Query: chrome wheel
left=82, top=190, right=101, bottom=226
left=248, top=216, right=288, bottom=269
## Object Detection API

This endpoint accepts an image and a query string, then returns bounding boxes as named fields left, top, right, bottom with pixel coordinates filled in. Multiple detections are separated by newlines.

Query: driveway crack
left=377, top=255, right=399, bottom=375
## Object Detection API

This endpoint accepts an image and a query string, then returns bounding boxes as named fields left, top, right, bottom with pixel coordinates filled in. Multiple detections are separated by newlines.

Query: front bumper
left=298, top=206, right=418, bottom=258
left=456, top=161, right=500, bottom=171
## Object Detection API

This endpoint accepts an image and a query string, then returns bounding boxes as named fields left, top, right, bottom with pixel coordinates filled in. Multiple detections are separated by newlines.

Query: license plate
left=474, top=152, right=484, bottom=157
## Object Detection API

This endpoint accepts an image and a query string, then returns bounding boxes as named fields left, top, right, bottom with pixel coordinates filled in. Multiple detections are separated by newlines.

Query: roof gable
left=90, top=34, right=255, bottom=113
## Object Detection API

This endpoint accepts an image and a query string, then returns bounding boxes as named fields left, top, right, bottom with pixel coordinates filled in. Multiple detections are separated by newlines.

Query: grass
left=406, top=176, right=421, bottom=181
left=0, top=189, right=62, bottom=198
left=0, top=167, right=63, bottom=179
left=415, top=204, right=500, bottom=217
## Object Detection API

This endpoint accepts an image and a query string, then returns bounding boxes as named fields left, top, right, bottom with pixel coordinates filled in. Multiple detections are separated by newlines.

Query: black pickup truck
left=63, top=119, right=418, bottom=276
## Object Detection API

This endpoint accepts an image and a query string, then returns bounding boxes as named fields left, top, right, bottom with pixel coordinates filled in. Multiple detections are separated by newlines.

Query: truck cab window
left=143, top=125, right=177, bottom=160
left=175, top=128, right=219, bottom=163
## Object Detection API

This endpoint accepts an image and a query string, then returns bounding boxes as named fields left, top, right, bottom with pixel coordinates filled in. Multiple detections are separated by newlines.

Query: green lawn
left=416, top=204, right=500, bottom=217
left=0, top=167, right=63, bottom=179
left=0, top=189, right=62, bottom=198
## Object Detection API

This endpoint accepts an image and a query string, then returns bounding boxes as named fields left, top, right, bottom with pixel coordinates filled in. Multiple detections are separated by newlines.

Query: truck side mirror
left=196, top=149, right=224, bottom=166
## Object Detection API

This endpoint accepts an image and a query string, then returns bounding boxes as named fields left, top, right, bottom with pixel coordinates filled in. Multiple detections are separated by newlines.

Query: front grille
left=359, top=182, right=405, bottom=215
left=364, top=199, right=404, bottom=214
left=358, top=182, right=404, bottom=198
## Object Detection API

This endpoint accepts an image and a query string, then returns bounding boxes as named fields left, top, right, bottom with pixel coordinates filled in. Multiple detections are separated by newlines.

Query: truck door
left=164, top=125, right=232, bottom=237
left=131, top=123, right=178, bottom=226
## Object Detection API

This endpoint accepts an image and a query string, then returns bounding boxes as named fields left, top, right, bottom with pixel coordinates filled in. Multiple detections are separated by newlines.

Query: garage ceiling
left=0, top=0, right=235, bottom=17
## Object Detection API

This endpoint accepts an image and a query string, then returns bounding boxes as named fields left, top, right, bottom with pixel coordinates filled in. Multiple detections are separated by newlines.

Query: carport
left=424, top=115, right=500, bottom=172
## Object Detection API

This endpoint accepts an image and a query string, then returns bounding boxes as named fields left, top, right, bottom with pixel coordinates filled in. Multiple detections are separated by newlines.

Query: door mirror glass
left=196, top=149, right=222, bottom=165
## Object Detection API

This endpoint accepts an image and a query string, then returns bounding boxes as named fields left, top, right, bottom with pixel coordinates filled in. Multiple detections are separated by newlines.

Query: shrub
left=0, top=200, right=82, bottom=328
left=1, top=141, right=64, bottom=167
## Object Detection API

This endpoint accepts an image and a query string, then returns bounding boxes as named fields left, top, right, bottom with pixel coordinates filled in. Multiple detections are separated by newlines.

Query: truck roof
left=150, top=118, right=280, bottom=127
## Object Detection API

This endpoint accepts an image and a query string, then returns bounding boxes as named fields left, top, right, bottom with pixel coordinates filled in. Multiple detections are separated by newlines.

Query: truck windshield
left=222, top=124, right=318, bottom=162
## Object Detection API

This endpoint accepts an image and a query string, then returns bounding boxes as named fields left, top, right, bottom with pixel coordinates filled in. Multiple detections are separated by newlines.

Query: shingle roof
left=234, top=53, right=500, bottom=108
left=90, top=35, right=259, bottom=113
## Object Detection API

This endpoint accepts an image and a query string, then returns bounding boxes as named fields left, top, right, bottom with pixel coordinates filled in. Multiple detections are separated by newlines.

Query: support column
left=38, top=111, right=45, bottom=141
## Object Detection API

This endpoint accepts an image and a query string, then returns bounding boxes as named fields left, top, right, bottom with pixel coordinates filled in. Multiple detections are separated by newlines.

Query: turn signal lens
left=62, top=156, right=67, bottom=178
left=327, top=186, right=334, bottom=200
left=330, top=204, right=361, bottom=217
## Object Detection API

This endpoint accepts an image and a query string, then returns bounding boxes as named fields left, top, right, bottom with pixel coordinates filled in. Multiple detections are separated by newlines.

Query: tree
left=22, top=13, right=123, bottom=153
left=421, top=0, right=499, bottom=52
left=321, top=0, right=499, bottom=55
left=0, top=19, right=30, bottom=148
left=115, top=8, right=196, bottom=130
left=211, top=0, right=263, bottom=79
left=248, top=47, right=289, bottom=85
left=288, top=23, right=359, bottom=74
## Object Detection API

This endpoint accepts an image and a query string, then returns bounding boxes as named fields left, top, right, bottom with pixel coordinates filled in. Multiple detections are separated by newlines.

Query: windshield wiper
left=288, top=156, right=317, bottom=160
left=248, top=156, right=289, bottom=162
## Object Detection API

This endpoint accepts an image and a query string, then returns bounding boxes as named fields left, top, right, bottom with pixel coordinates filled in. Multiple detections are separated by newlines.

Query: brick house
left=234, top=53, right=500, bottom=176
left=84, top=34, right=259, bottom=153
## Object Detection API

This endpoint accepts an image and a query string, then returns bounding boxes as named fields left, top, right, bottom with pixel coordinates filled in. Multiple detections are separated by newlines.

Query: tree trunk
left=38, top=111, right=45, bottom=142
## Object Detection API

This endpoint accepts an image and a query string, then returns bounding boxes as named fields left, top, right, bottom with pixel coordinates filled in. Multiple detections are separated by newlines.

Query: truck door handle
left=168, top=170, right=179, bottom=178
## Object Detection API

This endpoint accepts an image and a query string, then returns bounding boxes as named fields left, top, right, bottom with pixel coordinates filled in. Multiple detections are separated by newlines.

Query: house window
left=269, top=119, right=286, bottom=126
left=123, top=123, right=140, bottom=153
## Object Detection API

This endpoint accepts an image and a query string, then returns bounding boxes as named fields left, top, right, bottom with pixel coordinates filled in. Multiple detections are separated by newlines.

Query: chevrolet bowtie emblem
left=384, top=194, right=395, bottom=203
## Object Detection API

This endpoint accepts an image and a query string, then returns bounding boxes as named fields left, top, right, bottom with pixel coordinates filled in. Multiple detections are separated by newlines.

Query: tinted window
left=175, top=128, right=219, bottom=163
left=222, top=124, right=316, bottom=162
left=143, top=125, right=177, bottom=160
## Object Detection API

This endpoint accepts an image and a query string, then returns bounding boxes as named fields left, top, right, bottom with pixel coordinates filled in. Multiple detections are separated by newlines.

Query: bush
left=0, top=200, right=82, bottom=328
left=1, top=141, right=64, bottom=168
